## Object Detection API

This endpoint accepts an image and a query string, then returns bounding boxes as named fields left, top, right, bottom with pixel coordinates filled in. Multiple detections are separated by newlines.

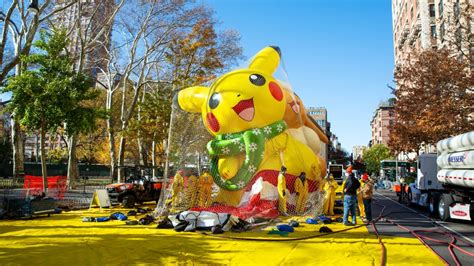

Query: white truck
left=402, top=131, right=474, bottom=222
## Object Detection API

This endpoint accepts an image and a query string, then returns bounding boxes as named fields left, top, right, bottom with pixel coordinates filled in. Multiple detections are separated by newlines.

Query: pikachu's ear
left=176, top=86, right=210, bottom=113
left=248, top=46, right=281, bottom=75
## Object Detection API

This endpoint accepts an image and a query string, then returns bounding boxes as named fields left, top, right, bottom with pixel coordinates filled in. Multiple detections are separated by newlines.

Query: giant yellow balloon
left=177, top=46, right=321, bottom=206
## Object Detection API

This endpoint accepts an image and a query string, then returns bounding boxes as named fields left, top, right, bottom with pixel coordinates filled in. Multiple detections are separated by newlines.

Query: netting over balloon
left=156, top=46, right=328, bottom=221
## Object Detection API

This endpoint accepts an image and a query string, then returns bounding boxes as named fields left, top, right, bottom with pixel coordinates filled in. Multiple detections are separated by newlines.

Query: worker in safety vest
left=360, top=173, right=374, bottom=222
left=357, top=179, right=365, bottom=218
left=323, top=174, right=338, bottom=215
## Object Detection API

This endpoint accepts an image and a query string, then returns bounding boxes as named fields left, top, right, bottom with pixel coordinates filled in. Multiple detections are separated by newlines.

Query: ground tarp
left=0, top=206, right=443, bottom=265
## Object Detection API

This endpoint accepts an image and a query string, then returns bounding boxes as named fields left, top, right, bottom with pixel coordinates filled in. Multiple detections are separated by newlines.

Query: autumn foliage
left=389, top=49, right=474, bottom=154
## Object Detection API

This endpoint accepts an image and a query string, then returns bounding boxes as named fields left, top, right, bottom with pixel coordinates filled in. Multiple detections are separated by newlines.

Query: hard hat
left=346, top=166, right=353, bottom=174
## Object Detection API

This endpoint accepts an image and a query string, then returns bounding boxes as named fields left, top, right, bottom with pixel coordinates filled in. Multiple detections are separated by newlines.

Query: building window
left=410, top=7, right=414, bottom=19
left=429, top=4, right=435, bottom=17
left=389, top=120, right=394, bottom=126
left=431, top=25, right=437, bottom=38
left=440, top=22, right=445, bottom=41
left=438, top=0, right=443, bottom=17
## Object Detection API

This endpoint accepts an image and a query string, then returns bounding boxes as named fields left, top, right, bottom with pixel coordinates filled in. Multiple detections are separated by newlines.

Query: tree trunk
left=106, top=88, right=117, bottom=182
left=40, top=125, right=48, bottom=194
left=117, top=135, right=126, bottom=182
left=11, top=119, right=24, bottom=180
left=35, top=133, right=39, bottom=162
left=12, top=41, right=24, bottom=181
left=137, top=137, right=146, bottom=166
left=66, top=134, right=79, bottom=188
left=108, top=126, right=116, bottom=182
left=152, top=137, right=156, bottom=178
left=137, top=89, right=146, bottom=170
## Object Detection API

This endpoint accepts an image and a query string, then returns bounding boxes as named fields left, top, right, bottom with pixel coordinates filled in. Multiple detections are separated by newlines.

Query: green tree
left=2, top=29, right=102, bottom=192
left=164, top=17, right=242, bottom=171
left=363, top=144, right=394, bottom=175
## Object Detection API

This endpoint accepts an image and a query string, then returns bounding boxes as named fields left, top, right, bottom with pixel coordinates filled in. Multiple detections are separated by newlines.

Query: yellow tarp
left=0, top=206, right=443, bottom=265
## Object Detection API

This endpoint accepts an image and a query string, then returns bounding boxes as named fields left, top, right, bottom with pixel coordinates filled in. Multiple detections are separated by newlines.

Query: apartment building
left=370, top=100, right=395, bottom=146
left=307, top=107, right=329, bottom=161
left=392, top=0, right=473, bottom=65
left=54, top=0, right=115, bottom=74
left=352, top=145, right=367, bottom=161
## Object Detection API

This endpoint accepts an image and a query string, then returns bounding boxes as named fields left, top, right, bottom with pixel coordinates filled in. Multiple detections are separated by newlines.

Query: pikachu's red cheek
left=206, top=112, right=220, bottom=132
left=269, top=81, right=283, bottom=101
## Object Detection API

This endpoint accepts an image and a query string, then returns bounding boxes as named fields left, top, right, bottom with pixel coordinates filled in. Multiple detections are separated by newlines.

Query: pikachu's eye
left=209, top=93, right=221, bottom=109
left=249, top=74, right=265, bottom=86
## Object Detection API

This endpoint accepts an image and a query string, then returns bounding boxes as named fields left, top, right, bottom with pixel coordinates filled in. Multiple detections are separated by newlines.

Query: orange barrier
left=393, top=184, right=401, bottom=193
left=23, top=175, right=67, bottom=199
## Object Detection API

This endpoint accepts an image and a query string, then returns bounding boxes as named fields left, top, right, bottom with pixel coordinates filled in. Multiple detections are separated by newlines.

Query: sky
left=204, top=0, right=395, bottom=152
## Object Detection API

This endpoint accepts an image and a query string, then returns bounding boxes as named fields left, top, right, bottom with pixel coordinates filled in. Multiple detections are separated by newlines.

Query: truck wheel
left=429, top=193, right=440, bottom=218
left=438, top=194, right=453, bottom=221
left=122, top=195, right=136, bottom=208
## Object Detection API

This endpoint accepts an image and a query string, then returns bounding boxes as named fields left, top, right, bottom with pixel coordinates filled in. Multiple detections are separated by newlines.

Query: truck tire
left=428, top=193, right=440, bottom=218
left=122, top=195, right=136, bottom=208
left=438, top=193, right=453, bottom=221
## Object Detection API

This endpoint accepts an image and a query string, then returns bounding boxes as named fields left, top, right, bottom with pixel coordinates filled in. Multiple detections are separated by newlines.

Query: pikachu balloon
left=177, top=46, right=321, bottom=206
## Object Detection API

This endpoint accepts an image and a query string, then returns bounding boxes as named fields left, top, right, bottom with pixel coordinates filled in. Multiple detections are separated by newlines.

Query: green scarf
left=207, top=120, right=287, bottom=191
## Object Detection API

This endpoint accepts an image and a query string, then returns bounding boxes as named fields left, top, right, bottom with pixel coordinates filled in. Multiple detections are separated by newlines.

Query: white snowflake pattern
left=263, top=126, right=272, bottom=134
left=260, top=152, right=265, bottom=159
left=237, top=181, right=246, bottom=189
left=231, top=138, right=241, bottom=145
left=248, top=164, right=256, bottom=173
left=249, top=142, right=258, bottom=152
left=239, top=143, right=246, bottom=152
left=276, top=124, right=283, bottom=132
left=252, top=128, right=261, bottom=135
left=222, top=147, right=230, bottom=155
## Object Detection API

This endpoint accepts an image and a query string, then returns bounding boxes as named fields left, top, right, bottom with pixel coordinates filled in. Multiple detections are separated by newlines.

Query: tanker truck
left=435, top=131, right=474, bottom=221
left=399, top=131, right=474, bottom=222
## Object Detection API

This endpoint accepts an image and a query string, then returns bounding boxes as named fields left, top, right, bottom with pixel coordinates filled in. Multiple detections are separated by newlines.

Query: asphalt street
left=368, top=189, right=474, bottom=265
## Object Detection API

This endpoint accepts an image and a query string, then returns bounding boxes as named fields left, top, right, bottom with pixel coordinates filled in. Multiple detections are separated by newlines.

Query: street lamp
left=28, top=0, right=39, bottom=14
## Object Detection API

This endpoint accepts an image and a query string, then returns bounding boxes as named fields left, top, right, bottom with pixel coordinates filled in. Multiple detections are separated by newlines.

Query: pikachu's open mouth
left=232, top=98, right=255, bottom=121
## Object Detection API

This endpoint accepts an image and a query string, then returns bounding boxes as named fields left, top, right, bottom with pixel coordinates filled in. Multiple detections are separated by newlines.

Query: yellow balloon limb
left=170, top=173, right=184, bottom=208
left=294, top=177, right=309, bottom=214
left=197, top=173, right=214, bottom=207
left=277, top=170, right=287, bottom=214
left=185, top=175, right=198, bottom=209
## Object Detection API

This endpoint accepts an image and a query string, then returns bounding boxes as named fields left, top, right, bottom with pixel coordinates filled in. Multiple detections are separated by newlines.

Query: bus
left=380, top=160, right=415, bottom=182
